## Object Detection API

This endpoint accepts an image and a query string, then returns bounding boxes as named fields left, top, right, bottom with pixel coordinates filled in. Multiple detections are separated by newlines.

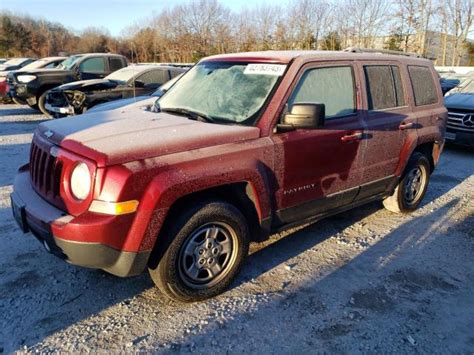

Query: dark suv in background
left=444, top=74, right=474, bottom=147
left=7, top=53, right=127, bottom=114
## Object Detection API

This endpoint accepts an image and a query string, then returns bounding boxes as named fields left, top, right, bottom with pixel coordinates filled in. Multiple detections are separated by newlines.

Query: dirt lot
left=0, top=103, right=473, bottom=353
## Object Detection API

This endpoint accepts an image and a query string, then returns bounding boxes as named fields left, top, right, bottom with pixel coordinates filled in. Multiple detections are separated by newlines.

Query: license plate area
left=11, top=193, right=28, bottom=233
left=445, top=132, right=456, bottom=140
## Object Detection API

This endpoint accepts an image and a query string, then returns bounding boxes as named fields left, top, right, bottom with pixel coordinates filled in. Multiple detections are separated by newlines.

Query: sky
left=0, top=0, right=276, bottom=36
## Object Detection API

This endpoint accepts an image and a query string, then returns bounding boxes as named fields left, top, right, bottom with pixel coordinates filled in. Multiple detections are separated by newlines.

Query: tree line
left=0, top=0, right=472, bottom=66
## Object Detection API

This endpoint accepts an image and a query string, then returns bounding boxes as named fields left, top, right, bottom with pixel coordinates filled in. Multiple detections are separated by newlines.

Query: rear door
left=271, top=62, right=367, bottom=225
left=356, top=62, right=415, bottom=200
left=407, top=65, right=445, bottom=148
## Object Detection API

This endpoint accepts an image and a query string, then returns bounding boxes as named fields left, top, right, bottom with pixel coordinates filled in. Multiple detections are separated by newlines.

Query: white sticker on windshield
left=244, top=64, right=286, bottom=76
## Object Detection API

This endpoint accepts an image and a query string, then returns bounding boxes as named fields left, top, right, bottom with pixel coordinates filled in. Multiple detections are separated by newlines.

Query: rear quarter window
left=408, top=65, right=438, bottom=106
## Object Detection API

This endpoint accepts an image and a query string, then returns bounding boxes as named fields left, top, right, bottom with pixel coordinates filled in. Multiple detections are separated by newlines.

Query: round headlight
left=70, top=162, right=91, bottom=200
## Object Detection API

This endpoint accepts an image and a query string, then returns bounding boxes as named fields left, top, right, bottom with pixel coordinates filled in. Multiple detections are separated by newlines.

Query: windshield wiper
left=160, top=107, right=215, bottom=123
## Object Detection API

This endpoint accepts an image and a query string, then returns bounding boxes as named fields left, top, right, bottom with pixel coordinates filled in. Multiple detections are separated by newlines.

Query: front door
left=271, top=63, right=367, bottom=225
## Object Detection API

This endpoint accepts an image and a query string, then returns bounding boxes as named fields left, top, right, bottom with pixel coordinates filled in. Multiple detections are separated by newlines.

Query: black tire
left=383, top=152, right=430, bottom=213
left=148, top=200, right=250, bottom=303
left=38, top=90, right=53, bottom=118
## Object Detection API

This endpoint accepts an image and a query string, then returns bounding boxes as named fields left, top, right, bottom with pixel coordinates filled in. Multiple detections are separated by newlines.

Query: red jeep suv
left=11, top=50, right=447, bottom=302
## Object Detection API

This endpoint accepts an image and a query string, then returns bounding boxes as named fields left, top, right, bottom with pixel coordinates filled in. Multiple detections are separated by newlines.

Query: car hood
left=20, top=68, right=72, bottom=77
left=444, top=93, right=474, bottom=111
left=36, top=109, right=260, bottom=167
left=88, top=96, right=155, bottom=113
left=56, top=79, right=118, bottom=92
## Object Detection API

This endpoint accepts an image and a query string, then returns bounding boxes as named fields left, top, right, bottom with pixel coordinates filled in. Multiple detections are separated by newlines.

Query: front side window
left=288, top=66, right=356, bottom=118
left=137, top=69, right=169, bottom=86
left=364, top=65, right=406, bottom=110
left=408, top=65, right=438, bottom=106
left=158, top=61, right=285, bottom=124
left=80, top=57, right=106, bottom=73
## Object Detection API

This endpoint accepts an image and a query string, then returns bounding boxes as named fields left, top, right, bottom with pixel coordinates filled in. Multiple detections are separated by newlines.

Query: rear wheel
left=148, top=200, right=250, bottom=303
left=38, top=90, right=53, bottom=118
left=383, top=152, right=430, bottom=213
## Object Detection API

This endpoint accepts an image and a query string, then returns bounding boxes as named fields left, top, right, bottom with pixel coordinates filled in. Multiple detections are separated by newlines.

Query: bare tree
left=446, top=0, right=473, bottom=65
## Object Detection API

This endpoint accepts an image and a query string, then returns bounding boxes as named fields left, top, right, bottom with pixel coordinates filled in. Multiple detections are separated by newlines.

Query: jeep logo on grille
left=44, top=130, right=54, bottom=138
left=462, top=114, right=474, bottom=127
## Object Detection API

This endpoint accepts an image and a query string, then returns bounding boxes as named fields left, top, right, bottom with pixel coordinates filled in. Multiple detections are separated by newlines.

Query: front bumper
left=8, top=83, right=37, bottom=103
left=445, top=128, right=474, bottom=147
left=11, top=167, right=150, bottom=277
left=44, top=102, right=75, bottom=115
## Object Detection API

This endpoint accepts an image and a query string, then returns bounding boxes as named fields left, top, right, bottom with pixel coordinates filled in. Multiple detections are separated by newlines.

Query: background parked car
left=5, top=57, right=66, bottom=104
left=0, top=58, right=36, bottom=100
left=7, top=53, right=127, bottom=114
left=444, top=74, right=474, bottom=147
left=44, top=65, right=186, bottom=117
left=0, top=58, right=7, bottom=65
left=87, top=72, right=185, bottom=113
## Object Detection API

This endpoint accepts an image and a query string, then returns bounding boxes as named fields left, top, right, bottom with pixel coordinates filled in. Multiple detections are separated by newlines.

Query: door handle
left=341, top=132, right=363, bottom=142
left=399, top=122, right=415, bottom=130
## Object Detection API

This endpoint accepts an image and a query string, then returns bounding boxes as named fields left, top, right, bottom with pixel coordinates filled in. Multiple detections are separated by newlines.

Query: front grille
left=30, top=139, right=63, bottom=200
left=447, top=111, right=474, bottom=132
left=48, top=91, right=68, bottom=106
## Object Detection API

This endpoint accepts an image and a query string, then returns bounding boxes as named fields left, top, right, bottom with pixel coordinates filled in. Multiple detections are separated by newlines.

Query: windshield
left=456, top=79, right=474, bottom=93
left=57, top=55, right=83, bottom=70
left=158, top=61, right=286, bottom=124
left=21, top=59, right=55, bottom=70
left=106, top=67, right=143, bottom=83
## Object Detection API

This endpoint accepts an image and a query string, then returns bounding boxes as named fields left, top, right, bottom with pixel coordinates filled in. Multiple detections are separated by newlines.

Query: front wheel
left=148, top=201, right=250, bottom=303
left=383, top=152, right=430, bottom=213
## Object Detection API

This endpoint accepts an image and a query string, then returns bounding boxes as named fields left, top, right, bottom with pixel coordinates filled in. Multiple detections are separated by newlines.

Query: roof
left=71, top=53, right=126, bottom=58
left=204, top=50, right=433, bottom=65
left=123, top=64, right=186, bottom=72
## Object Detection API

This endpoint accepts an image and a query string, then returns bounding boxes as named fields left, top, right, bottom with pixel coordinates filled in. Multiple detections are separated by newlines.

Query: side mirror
left=133, top=80, right=145, bottom=88
left=278, top=103, right=325, bottom=131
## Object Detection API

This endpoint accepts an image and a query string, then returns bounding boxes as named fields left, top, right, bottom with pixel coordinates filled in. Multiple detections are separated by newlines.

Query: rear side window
left=408, top=65, right=438, bottom=106
left=109, top=57, right=124, bottom=72
left=364, top=65, right=405, bottom=110
left=136, top=69, right=170, bottom=86
left=170, top=69, right=184, bottom=78
left=80, top=57, right=106, bottom=73
left=289, top=66, right=355, bottom=118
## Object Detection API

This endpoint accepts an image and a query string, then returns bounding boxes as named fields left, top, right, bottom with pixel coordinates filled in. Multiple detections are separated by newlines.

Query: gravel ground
left=0, top=104, right=473, bottom=353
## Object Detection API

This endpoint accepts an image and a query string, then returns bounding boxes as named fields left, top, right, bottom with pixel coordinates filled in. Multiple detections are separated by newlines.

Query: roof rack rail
left=343, top=47, right=421, bottom=58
